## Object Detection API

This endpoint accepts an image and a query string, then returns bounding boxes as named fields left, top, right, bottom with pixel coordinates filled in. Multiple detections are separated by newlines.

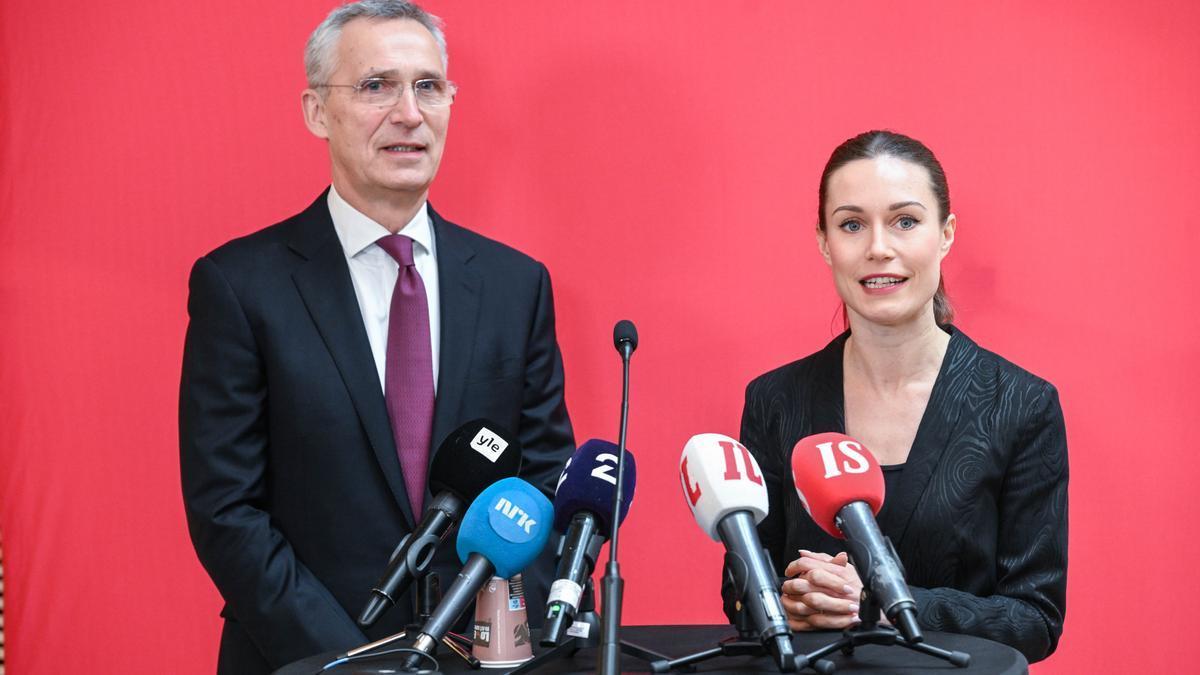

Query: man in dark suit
left=179, top=2, right=574, bottom=672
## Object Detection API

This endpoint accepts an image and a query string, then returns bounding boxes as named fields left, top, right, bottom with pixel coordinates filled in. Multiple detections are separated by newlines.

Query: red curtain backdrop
left=2, top=1, right=1197, bottom=672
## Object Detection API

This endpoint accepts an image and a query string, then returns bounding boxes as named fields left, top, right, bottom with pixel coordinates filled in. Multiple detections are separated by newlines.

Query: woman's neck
left=844, top=315, right=950, bottom=393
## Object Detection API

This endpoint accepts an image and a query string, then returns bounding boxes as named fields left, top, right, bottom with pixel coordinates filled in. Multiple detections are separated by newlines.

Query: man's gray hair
left=304, top=0, right=448, bottom=88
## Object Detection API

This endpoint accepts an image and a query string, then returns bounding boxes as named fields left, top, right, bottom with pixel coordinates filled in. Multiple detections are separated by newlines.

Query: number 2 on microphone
left=816, top=440, right=870, bottom=478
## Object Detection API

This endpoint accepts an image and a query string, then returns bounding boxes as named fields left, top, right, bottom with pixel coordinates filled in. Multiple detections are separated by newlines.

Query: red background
left=2, top=1, right=1198, bottom=672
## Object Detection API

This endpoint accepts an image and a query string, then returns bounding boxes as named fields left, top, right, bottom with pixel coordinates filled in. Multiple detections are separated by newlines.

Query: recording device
left=541, top=439, right=638, bottom=645
left=402, top=476, right=554, bottom=669
left=790, top=432, right=921, bottom=642
left=679, top=433, right=796, bottom=670
left=358, top=419, right=522, bottom=627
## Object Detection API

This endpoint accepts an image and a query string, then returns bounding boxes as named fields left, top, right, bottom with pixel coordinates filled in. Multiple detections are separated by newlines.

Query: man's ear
left=302, top=89, right=330, bottom=140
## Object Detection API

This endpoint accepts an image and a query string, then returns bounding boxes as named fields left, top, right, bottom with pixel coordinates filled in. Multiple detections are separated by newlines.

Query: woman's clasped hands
left=781, top=549, right=866, bottom=631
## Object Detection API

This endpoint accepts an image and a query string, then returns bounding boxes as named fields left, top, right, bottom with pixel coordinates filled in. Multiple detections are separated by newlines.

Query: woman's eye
left=896, top=217, right=917, bottom=230
left=840, top=220, right=863, bottom=232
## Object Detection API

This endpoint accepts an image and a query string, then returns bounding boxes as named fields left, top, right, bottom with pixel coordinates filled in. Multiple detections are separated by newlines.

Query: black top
left=728, top=327, right=1068, bottom=663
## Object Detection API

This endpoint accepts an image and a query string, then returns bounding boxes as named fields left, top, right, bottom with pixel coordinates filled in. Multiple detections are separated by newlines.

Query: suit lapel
left=287, top=193, right=416, bottom=527
left=429, top=208, right=481, bottom=458
left=879, top=327, right=975, bottom=544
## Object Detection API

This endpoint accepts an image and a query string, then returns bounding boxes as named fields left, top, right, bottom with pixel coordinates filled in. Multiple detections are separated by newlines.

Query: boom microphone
left=358, top=419, right=522, bottom=627
left=790, top=432, right=921, bottom=642
left=541, top=439, right=638, bottom=645
left=403, top=477, right=554, bottom=669
left=679, top=433, right=795, bottom=671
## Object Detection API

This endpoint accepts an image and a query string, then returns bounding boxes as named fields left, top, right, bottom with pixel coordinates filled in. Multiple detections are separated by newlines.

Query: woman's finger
left=783, top=557, right=806, bottom=577
left=780, top=593, right=819, bottom=617
left=800, top=591, right=860, bottom=616
left=804, top=610, right=862, bottom=631
left=782, top=577, right=817, bottom=595
left=807, top=567, right=857, bottom=596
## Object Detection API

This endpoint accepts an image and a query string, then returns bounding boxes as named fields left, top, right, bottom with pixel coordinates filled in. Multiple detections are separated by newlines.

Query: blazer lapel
left=287, top=193, right=416, bottom=527
left=808, top=331, right=850, bottom=435
left=879, top=327, right=975, bottom=544
left=429, top=208, right=481, bottom=458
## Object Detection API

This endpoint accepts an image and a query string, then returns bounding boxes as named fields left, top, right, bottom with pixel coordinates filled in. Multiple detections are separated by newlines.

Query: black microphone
left=613, top=319, right=637, bottom=359
left=541, top=440, right=638, bottom=646
left=357, top=419, right=522, bottom=627
left=600, top=319, right=637, bottom=675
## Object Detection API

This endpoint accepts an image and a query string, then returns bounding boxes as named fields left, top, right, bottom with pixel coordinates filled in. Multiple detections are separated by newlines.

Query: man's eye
left=360, top=79, right=393, bottom=93
left=415, top=80, right=443, bottom=94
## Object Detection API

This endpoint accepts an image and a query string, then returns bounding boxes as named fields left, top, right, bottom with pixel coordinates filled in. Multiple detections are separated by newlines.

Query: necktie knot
left=377, top=234, right=416, bottom=267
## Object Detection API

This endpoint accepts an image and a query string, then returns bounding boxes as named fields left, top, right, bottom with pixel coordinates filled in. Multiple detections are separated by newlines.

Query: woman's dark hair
left=817, top=130, right=954, bottom=326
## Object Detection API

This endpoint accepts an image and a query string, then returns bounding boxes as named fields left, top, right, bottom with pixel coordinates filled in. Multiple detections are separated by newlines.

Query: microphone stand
left=803, top=586, right=971, bottom=670
left=648, top=565, right=831, bottom=674
left=341, top=574, right=479, bottom=669
left=649, top=600, right=831, bottom=674
left=599, top=321, right=636, bottom=675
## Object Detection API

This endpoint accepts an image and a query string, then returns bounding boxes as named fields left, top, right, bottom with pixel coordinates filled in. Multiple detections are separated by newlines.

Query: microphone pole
left=600, top=319, right=637, bottom=675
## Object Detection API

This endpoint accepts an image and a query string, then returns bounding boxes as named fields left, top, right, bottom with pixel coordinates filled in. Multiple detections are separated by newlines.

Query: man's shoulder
left=433, top=210, right=547, bottom=275
left=200, top=193, right=328, bottom=270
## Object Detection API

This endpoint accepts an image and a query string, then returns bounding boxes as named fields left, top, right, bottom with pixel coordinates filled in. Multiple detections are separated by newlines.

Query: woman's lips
left=859, top=275, right=908, bottom=295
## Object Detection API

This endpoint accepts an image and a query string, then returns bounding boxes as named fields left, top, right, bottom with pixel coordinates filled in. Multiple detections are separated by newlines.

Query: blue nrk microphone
left=542, top=440, right=638, bottom=645
left=404, top=477, right=553, bottom=668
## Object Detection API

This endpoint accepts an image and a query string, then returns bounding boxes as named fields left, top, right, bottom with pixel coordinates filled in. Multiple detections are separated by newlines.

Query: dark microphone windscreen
left=456, top=477, right=554, bottom=579
left=429, top=419, right=523, bottom=502
left=790, top=432, right=884, bottom=539
left=552, top=439, right=637, bottom=534
left=613, top=320, right=638, bottom=352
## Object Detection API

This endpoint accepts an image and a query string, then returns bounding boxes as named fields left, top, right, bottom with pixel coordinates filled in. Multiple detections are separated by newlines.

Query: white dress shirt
left=327, top=186, right=441, bottom=393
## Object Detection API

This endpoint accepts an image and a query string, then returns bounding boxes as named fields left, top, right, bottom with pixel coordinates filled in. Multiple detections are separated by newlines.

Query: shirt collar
left=327, top=185, right=435, bottom=258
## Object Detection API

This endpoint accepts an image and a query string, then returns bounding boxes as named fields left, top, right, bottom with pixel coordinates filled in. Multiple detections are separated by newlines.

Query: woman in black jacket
left=735, top=130, right=1067, bottom=662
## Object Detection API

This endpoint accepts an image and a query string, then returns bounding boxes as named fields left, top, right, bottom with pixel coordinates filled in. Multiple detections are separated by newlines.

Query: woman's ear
left=816, top=226, right=832, bottom=266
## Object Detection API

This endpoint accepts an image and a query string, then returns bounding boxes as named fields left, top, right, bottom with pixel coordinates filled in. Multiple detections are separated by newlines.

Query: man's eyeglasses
left=317, top=77, right=457, bottom=108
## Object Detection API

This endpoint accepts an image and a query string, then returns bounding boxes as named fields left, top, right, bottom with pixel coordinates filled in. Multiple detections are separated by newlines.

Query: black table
left=276, top=624, right=1027, bottom=674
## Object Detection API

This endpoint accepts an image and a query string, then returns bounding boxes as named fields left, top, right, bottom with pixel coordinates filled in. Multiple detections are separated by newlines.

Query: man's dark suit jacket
left=731, top=326, right=1067, bottom=663
left=179, top=191, right=574, bottom=673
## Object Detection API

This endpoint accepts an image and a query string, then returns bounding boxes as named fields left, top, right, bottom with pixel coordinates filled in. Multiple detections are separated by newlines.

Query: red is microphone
left=791, top=433, right=921, bottom=643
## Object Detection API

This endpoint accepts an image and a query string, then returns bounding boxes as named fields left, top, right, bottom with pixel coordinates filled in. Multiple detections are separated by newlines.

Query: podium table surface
left=275, top=624, right=1028, bottom=674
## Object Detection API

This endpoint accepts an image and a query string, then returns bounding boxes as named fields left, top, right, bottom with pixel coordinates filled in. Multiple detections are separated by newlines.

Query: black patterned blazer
left=732, top=326, right=1067, bottom=663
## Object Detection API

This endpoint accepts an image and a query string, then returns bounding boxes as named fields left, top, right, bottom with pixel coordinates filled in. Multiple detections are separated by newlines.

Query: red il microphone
left=790, top=433, right=922, bottom=643
left=680, top=434, right=797, bottom=671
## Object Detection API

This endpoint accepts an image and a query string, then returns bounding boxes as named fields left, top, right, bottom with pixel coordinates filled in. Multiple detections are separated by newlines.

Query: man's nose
left=388, top=86, right=423, bottom=127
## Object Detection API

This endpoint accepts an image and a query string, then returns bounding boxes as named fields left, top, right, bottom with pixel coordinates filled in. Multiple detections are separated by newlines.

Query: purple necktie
left=376, top=234, right=434, bottom=517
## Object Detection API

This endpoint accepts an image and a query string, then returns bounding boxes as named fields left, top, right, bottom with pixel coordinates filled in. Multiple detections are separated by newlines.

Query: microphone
left=403, top=477, right=554, bottom=669
left=679, top=433, right=795, bottom=670
left=613, top=319, right=637, bottom=359
left=541, top=439, right=638, bottom=646
left=790, top=432, right=921, bottom=642
left=599, top=320, right=638, bottom=675
left=358, top=419, right=522, bottom=627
